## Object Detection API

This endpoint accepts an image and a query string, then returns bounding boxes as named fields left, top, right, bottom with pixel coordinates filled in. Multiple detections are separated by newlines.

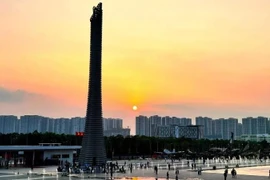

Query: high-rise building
left=156, top=125, right=203, bottom=139
left=70, top=117, right=85, bottom=135
left=257, top=116, right=268, bottom=134
left=79, top=3, right=106, bottom=166
left=180, top=118, right=192, bottom=126
left=19, top=116, right=29, bottom=134
left=242, top=117, right=253, bottom=134
left=196, top=117, right=213, bottom=137
left=212, top=119, right=223, bottom=139
left=211, top=118, right=238, bottom=140
left=0, top=115, right=17, bottom=134
left=226, top=118, right=238, bottom=140
left=103, top=118, right=123, bottom=130
left=162, top=116, right=173, bottom=126
left=242, top=117, right=269, bottom=135
left=47, top=118, right=54, bottom=133
left=136, top=115, right=149, bottom=136
left=104, top=128, right=130, bottom=137
left=149, top=115, right=162, bottom=136
left=236, top=123, right=243, bottom=137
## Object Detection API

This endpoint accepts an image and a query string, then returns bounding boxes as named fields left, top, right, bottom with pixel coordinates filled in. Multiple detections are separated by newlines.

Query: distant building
left=180, top=117, right=192, bottom=126
left=196, top=117, right=213, bottom=138
left=155, top=125, right=203, bottom=139
left=242, top=117, right=269, bottom=135
left=20, top=115, right=45, bottom=133
left=149, top=115, right=162, bottom=137
left=0, top=115, right=17, bottom=134
left=211, top=119, right=223, bottom=139
left=239, top=134, right=270, bottom=143
left=70, top=117, right=85, bottom=135
left=0, top=115, right=126, bottom=136
left=162, top=116, right=172, bottom=126
left=242, top=117, right=253, bottom=134
left=136, top=115, right=149, bottom=136
left=136, top=115, right=192, bottom=137
left=236, top=123, right=243, bottom=137
left=226, top=118, right=238, bottom=140
left=103, top=118, right=123, bottom=130
left=257, top=116, right=268, bottom=134
left=156, top=126, right=171, bottom=138
left=103, top=128, right=130, bottom=137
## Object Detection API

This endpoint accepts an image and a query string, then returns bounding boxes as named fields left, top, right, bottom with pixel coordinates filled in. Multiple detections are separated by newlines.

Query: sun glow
left=132, top=105, right=138, bottom=111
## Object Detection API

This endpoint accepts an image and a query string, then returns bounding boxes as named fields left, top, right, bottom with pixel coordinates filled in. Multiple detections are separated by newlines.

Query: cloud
left=0, top=87, right=39, bottom=103
left=0, top=86, right=85, bottom=118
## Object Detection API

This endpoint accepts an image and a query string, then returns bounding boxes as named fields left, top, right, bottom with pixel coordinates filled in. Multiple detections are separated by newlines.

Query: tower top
left=90, top=2, right=102, bottom=21
left=97, top=2, right=102, bottom=10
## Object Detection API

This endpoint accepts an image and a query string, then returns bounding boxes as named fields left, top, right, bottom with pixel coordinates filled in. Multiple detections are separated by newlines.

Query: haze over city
left=1, top=0, right=270, bottom=134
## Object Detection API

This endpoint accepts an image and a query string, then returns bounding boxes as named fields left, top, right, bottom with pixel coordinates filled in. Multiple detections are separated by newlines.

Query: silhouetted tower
left=79, top=2, right=106, bottom=166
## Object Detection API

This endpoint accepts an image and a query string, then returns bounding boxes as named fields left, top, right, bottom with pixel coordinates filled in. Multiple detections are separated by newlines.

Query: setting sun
left=132, top=106, right=138, bottom=111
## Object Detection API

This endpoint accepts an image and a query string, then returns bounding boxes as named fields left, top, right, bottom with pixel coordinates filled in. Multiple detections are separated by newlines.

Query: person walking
left=231, top=168, right=237, bottom=178
left=154, top=165, right=158, bottom=175
left=130, top=163, right=133, bottom=173
left=175, top=168, right=179, bottom=180
left=224, top=169, right=228, bottom=180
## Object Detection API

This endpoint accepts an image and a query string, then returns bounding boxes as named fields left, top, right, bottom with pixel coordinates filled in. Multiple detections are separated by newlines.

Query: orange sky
left=0, top=0, right=270, bottom=134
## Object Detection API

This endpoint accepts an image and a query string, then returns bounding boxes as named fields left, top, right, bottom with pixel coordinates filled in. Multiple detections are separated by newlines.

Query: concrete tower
left=79, top=2, right=106, bottom=166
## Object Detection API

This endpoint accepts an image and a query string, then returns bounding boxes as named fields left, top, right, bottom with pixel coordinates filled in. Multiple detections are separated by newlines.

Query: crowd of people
left=54, top=158, right=270, bottom=180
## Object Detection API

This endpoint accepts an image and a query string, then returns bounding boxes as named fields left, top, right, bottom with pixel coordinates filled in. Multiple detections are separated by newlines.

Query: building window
left=51, top=155, right=61, bottom=159
left=62, top=154, right=70, bottom=158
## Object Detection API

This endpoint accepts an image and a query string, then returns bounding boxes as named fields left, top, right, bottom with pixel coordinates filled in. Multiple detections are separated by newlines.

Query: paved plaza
left=1, top=159, right=270, bottom=180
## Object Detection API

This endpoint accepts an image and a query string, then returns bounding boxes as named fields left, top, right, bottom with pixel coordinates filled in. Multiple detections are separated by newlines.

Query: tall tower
left=79, top=2, right=106, bottom=166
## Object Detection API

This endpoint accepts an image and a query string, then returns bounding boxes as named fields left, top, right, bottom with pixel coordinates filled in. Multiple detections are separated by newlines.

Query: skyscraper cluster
left=0, top=115, right=129, bottom=136
left=242, top=117, right=269, bottom=134
left=196, top=116, right=270, bottom=139
left=196, top=117, right=239, bottom=139
left=103, top=118, right=122, bottom=130
left=136, top=115, right=270, bottom=140
left=136, top=115, right=192, bottom=137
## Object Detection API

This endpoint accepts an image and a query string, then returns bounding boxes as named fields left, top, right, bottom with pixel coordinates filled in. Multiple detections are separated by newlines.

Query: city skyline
left=1, top=114, right=270, bottom=137
left=0, top=115, right=129, bottom=135
left=1, top=0, right=270, bottom=134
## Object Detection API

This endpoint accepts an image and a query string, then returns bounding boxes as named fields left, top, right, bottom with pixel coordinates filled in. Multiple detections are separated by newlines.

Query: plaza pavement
left=1, top=159, right=270, bottom=180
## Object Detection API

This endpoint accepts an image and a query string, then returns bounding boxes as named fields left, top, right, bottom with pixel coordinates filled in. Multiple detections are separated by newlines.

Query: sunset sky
left=1, top=0, right=270, bottom=134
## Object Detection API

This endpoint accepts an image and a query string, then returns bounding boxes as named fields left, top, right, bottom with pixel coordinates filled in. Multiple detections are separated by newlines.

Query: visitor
left=231, top=168, right=237, bottom=178
left=130, top=163, right=133, bottom=173
left=154, top=165, right=158, bottom=175
left=224, top=169, right=228, bottom=180
left=167, top=171, right=169, bottom=179
left=198, top=167, right=202, bottom=175
left=175, top=168, right=179, bottom=176
left=110, top=162, right=113, bottom=179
